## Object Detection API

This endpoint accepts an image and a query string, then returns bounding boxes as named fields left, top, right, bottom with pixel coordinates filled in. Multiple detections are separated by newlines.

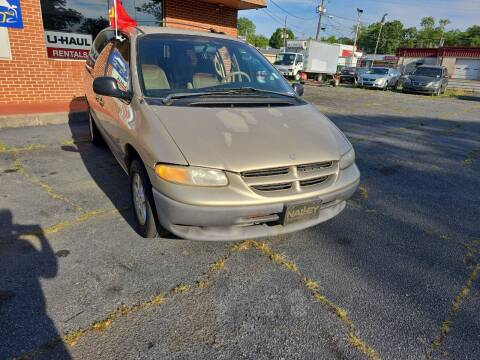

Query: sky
left=242, top=0, right=480, bottom=39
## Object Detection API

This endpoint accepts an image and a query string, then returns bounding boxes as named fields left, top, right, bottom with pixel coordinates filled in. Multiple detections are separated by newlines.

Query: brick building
left=0, top=0, right=266, bottom=120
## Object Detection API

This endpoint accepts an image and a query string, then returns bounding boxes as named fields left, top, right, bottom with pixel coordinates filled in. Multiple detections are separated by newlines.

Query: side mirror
left=292, top=83, right=304, bottom=97
left=93, top=77, right=132, bottom=102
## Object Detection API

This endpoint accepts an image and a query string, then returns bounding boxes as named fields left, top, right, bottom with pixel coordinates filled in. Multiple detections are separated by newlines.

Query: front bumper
left=361, top=82, right=386, bottom=88
left=403, top=85, right=437, bottom=94
left=340, top=75, right=355, bottom=83
left=152, top=166, right=360, bottom=241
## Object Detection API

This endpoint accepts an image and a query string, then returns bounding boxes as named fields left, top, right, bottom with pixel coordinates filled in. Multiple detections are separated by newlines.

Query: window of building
left=40, top=0, right=163, bottom=39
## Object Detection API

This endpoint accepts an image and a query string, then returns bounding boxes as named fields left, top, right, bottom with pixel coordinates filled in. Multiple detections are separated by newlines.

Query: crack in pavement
left=13, top=156, right=86, bottom=214
left=12, top=239, right=382, bottom=360
left=12, top=242, right=242, bottom=360
left=236, top=240, right=381, bottom=360
left=424, top=239, right=480, bottom=359
left=0, top=208, right=126, bottom=244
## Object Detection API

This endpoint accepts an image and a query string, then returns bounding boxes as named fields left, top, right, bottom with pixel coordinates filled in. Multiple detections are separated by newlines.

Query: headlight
left=339, top=148, right=355, bottom=170
left=403, top=78, right=411, bottom=84
left=155, top=164, right=228, bottom=187
left=427, top=81, right=440, bottom=88
left=375, top=78, right=387, bottom=85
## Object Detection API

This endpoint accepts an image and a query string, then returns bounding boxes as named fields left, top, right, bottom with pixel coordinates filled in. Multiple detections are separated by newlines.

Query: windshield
left=137, top=35, right=294, bottom=98
left=366, top=68, right=389, bottom=75
left=413, top=67, right=442, bottom=78
left=274, top=53, right=296, bottom=66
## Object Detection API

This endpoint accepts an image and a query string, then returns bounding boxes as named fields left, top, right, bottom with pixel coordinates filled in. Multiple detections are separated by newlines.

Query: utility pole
left=350, top=8, right=363, bottom=67
left=315, top=0, right=326, bottom=41
left=283, top=16, right=288, bottom=50
left=372, top=13, right=388, bottom=68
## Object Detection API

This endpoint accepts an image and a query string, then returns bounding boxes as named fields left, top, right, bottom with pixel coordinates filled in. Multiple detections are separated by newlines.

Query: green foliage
left=249, top=34, right=269, bottom=48
left=269, top=28, right=295, bottom=49
left=238, top=17, right=256, bottom=37
left=355, top=17, right=480, bottom=53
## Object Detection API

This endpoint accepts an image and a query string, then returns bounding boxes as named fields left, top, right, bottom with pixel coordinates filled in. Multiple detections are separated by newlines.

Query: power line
left=269, top=0, right=317, bottom=21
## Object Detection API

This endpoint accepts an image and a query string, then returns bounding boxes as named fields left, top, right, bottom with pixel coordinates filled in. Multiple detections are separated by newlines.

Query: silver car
left=85, top=27, right=360, bottom=241
left=359, top=67, right=401, bottom=90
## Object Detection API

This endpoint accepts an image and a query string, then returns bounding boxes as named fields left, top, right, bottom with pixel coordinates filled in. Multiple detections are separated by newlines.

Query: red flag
left=109, top=0, right=137, bottom=30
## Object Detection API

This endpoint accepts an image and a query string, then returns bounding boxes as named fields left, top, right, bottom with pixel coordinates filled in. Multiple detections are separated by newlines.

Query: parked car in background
left=85, top=26, right=360, bottom=241
left=400, top=65, right=449, bottom=95
left=340, top=67, right=356, bottom=84
left=274, top=52, right=304, bottom=81
left=340, top=67, right=368, bottom=85
left=358, top=67, right=401, bottom=90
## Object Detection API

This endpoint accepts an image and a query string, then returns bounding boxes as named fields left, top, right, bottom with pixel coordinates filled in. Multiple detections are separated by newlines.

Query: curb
left=0, top=111, right=88, bottom=129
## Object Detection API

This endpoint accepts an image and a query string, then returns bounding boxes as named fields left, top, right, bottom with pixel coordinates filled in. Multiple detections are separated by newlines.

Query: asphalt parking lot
left=1, top=86, right=479, bottom=360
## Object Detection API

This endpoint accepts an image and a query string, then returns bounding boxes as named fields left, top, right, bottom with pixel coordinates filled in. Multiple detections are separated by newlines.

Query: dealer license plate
left=283, top=200, right=323, bottom=225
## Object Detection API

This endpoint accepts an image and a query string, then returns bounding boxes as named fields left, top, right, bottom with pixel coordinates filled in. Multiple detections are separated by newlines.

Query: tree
left=321, top=35, right=337, bottom=44
left=40, top=0, right=82, bottom=31
left=402, top=27, right=418, bottom=48
left=337, top=37, right=354, bottom=45
left=269, top=28, right=295, bottom=49
left=79, top=17, right=109, bottom=39
left=250, top=34, right=269, bottom=48
left=417, top=16, right=438, bottom=47
left=238, top=17, right=256, bottom=37
left=135, top=0, right=163, bottom=25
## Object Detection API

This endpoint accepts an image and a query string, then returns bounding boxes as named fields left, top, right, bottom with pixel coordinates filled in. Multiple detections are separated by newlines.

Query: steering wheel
left=223, top=71, right=251, bottom=83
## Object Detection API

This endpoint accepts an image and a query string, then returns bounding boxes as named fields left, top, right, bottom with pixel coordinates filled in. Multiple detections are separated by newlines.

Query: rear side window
left=106, top=39, right=131, bottom=91
left=86, top=30, right=115, bottom=71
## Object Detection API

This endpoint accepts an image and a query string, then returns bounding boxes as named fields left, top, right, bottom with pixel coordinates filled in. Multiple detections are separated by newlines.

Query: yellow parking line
left=234, top=240, right=381, bottom=360
left=14, top=242, right=240, bottom=359
left=424, top=239, right=480, bottom=359
left=13, top=156, right=86, bottom=214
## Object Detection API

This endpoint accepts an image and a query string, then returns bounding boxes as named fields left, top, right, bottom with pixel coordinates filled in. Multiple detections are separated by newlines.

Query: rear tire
left=89, top=112, right=104, bottom=147
left=129, top=159, right=169, bottom=238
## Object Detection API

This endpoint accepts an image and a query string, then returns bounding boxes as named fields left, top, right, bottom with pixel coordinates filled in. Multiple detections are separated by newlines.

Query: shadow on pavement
left=65, top=97, right=137, bottom=232
left=0, top=209, right=71, bottom=359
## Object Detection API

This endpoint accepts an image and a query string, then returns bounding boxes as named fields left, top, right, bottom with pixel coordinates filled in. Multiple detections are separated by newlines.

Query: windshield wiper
left=225, top=87, right=297, bottom=98
left=162, top=87, right=296, bottom=105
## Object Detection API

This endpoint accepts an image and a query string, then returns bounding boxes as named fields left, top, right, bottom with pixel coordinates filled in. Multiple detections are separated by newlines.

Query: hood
left=360, top=73, right=388, bottom=80
left=408, top=75, right=440, bottom=83
left=150, top=103, right=350, bottom=173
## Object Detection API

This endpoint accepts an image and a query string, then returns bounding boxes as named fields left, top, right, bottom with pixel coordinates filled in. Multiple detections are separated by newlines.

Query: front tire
left=294, top=73, right=301, bottom=81
left=129, top=160, right=163, bottom=238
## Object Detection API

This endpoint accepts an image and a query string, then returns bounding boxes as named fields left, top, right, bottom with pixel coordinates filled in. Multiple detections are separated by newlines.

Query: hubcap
left=132, top=173, right=147, bottom=226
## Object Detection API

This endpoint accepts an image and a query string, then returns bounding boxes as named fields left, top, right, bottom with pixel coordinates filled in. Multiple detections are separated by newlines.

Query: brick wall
left=0, top=0, right=239, bottom=116
left=0, top=0, right=86, bottom=115
left=165, top=0, right=238, bottom=37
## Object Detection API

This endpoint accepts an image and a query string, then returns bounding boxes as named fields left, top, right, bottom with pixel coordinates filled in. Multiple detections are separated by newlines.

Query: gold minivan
left=85, top=26, right=360, bottom=241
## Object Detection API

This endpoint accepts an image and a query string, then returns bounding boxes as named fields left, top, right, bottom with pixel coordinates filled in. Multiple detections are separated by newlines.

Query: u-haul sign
left=45, top=31, right=92, bottom=60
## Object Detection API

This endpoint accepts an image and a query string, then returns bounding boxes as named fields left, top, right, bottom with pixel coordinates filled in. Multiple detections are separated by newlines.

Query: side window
left=92, top=39, right=115, bottom=79
left=87, top=30, right=115, bottom=71
left=298, top=55, right=303, bottom=64
left=106, top=38, right=131, bottom=91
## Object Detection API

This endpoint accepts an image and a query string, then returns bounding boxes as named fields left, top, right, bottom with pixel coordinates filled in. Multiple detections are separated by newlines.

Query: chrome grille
left=252, top=183, right=293, bottom=192
left=242, top=167, right=289, bottom=178
left=297, top=161, right=333, bottom=172
left=241, top=161, right=338, bottom=196
left=300, top=176, right=329, bottom=187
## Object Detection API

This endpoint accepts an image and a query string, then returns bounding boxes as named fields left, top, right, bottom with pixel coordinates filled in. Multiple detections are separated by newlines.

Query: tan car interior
left=141, top=46, right=239, bottom=93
